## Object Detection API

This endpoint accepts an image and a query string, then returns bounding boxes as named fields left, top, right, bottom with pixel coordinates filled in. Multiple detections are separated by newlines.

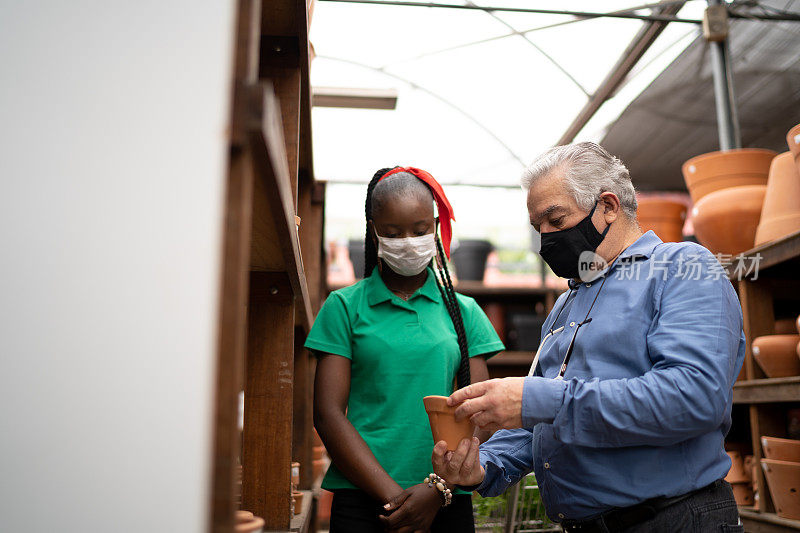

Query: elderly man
left=433, top=142, right=745, bottom=532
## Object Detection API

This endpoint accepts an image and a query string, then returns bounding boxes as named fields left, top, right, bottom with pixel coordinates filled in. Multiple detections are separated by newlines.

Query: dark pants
left=562, top=479, right=743, bottom=533
left=330, top=489, right=475, bottom=533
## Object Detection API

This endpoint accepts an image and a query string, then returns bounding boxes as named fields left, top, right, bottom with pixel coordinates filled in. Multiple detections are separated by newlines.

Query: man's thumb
left=383, top=491, right=408, bottom=512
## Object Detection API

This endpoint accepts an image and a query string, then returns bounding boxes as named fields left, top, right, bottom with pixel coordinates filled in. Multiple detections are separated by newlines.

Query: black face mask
left=539, top=201, right=610, bottom=279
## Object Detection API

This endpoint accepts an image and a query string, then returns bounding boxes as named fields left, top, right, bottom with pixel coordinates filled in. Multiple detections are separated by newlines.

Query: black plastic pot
left=348, top=239, right=366, bottom=279
left=507, top=312, right=545, bottom=352
left=451, top=240, right=493, bottom=281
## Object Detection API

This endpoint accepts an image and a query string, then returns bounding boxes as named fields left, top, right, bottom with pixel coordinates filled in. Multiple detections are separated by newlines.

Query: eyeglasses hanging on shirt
left=528, top=273, right=609, bottom=380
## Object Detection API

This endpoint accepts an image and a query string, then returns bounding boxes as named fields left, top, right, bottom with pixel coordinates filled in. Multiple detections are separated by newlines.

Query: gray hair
left=520, top=142, right=637, bottom=219
left=371, top=171, right=434, bottom=216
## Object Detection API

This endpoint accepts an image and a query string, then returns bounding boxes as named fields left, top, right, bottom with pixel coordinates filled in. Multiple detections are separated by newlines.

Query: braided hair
left=363, top=168, right=471, bottom=390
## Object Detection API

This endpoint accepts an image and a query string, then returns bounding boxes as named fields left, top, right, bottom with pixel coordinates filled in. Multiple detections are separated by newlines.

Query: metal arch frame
left=315, top=53, right=527, bottom=167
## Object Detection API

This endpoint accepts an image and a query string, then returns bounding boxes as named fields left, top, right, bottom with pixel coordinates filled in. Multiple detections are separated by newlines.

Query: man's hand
left=432, top=436, right=484, bottom=487
left=379, top=483, right=441, bottom=532
left=448, top=378, right=525, bottom=432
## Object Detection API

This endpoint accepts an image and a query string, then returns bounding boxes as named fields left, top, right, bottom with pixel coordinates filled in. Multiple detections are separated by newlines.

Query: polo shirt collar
left=366, top=267, right=441, bottom=306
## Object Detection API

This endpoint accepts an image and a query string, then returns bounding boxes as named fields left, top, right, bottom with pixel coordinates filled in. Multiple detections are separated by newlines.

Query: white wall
left=0, top=2, right=236, bottom=531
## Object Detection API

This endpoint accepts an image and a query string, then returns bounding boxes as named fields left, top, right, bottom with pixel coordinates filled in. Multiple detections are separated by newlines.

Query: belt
left=560, top=479, right=723, bottom=533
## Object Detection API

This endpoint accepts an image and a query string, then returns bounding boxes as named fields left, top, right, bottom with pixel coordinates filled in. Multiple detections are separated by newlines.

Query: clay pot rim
left=761, top=458, right=800, bottom=467
left=234, top=515, right=265, bottom=532
left=753, top=334, right=800, bottom=344
left=423, top=395, right=452, bottom=413
left=682, top=148, right=778, bottom=171
left=762, top=436, right=800, bottom=446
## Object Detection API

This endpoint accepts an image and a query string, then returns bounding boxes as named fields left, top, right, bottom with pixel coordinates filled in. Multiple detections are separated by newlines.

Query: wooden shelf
left=733, top=377, right=800, bottom=404
left=487, top=350, right=535, bottom=367
left=729, top=229, right=800, bottom=280
left=454, top=281, right=560, bottom=298
left=740, top=509, right=800, bottom=532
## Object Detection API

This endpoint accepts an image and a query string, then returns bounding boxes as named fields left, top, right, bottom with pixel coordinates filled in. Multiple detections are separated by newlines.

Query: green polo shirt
left=305, top=267, right=505, bottom=491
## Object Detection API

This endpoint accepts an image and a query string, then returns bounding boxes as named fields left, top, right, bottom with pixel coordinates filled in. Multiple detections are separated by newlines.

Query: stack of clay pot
left=636, top=196, right=688, bottom=243
left=752, top=316, right=800, bottom=379
left=684, top=148, right=776, bottom=255
left=761, top=436, right=800, bottom=520
left=291, top=461, right=303, bottom=515
left=725, top=451, right=755, bottom=506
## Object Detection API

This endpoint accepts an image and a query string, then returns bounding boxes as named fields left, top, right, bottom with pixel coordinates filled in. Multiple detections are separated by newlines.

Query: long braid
left=434, top=235, right=471, bottom=390
left=364, top=167, right=396, bottom=277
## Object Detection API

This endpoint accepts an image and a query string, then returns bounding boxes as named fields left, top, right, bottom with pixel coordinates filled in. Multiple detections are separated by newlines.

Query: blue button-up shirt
left=477, top=231, right=745, bottom=521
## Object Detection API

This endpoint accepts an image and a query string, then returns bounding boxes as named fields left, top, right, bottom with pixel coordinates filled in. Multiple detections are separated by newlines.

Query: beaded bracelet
left=424, top=473, right=452, bottom=507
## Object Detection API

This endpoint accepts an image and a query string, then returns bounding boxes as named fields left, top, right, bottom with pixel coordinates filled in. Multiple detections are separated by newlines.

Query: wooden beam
left=734, top=377, right=800, bottom=404
left=210, top=145, right=255, bottom=533
left=738, top=280, right=775, bottom=381
left=242, top=271, right=295, bottom=529
left=210, top=1, right=261, bottom=530
left=248, top=83, right=313, bottom=330
left=292, top=328, right=314, bottom=489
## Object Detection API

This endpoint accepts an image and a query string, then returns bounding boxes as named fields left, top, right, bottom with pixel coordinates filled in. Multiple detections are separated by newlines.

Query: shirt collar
left=566, top=230, right=664, bottom=289
left=366, top=267, right=441, bottom=306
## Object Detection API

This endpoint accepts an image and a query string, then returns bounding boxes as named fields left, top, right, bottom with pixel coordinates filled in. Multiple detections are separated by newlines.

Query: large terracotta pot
left=423, top=395, right=474, bottom=451
left=761, top=459, right=800, bottom=520
left=788, top=123, right=800, bottom=173
left=762, top=436, right=800, bottom=462
left=755, top=152, right=800, bottom=246
left=682, top=148, right=776, bottom=203
left=691, top=185, right=765, bottom=255
left=725, top=451, right=749, bottom=483
left=636, top=198, right=687, bottom=242
left=752, top=334, right=800, bottom=378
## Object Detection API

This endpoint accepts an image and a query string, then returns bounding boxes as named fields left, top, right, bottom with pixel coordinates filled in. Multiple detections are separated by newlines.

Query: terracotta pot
left=318, top=489, right=333, bottom=526
left=788, top=123, right=800, bottom=172
left=682, top=148, right=776, bottom=203
left=691, top=185, right=765, bottom=255
left=423, top=395, right=474, bottom=451
left=726, top=451, right=749, bottom=483
left=752, top=334, right=800, bottom=378
left=762, top=436, right=800, bottom=463
left=761, top=459, right=800, bottom=520
left=235, top=511, right=264, bottom=533
left=755, top=152, right=800, bottom=246
left=483, top=303, right=506, bottom=342
left=292, top=490, right=304, bottom=515
left=312, top=445, right=325, bottom=461
left=743, top=455, right=755, bottom=483
left=313, top=458, right=326, bottom=481
left=775, top=318, right=798, bottom=335
left=636, top=198, right=687, bottom=243
left=731, top=481, right=755, bottom=506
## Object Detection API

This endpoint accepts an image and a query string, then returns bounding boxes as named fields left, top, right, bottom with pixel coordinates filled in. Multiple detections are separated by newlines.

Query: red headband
left=379, top=166, right=456, bottom=259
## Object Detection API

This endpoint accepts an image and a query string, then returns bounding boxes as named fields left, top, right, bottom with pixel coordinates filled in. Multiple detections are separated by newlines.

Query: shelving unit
left=210, top=1, right=326, bottom=531
left=454, top=282, right=562, bottom=379
left=728, top=229, right=800, bottom=532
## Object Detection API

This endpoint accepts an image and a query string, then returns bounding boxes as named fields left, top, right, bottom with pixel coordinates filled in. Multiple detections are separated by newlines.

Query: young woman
left=306, top=166, right=505, bottom=532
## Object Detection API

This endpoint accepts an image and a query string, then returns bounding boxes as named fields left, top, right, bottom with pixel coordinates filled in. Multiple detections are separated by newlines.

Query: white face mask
left=376, top=233, right=436, bottom=276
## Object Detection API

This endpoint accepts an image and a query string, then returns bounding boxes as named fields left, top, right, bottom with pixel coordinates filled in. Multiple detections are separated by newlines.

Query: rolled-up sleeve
left=477, top=428, right=534, bottom=497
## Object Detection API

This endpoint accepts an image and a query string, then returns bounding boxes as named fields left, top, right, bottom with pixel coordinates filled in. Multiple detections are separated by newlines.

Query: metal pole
left=706, top=0, right=741, bottom=150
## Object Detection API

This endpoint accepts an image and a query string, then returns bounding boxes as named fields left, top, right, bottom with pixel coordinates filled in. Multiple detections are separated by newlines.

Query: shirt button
left=544, top=462, right=550, bottom=469
left=569, top=322, right=576, bottom=327
left=558, top=513, right=565, bottom=519
left=586, top=282, right=592, bottom=287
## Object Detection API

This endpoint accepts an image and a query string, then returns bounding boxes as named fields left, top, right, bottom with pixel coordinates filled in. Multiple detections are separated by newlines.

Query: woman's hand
left=431, top=436, right=484, bottom=487
left=379, top=483, right=442, bottom=532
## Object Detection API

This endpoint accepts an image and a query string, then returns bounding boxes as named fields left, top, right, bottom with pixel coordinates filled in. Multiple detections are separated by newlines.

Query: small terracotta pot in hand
left=423, top=395, right=475, bottom=451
